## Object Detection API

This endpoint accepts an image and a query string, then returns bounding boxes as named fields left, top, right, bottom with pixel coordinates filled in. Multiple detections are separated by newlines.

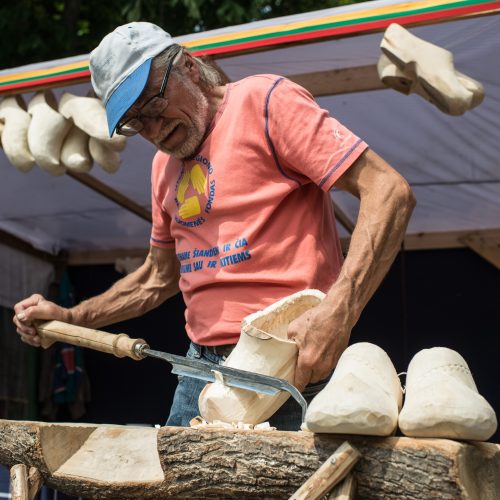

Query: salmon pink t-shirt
left=151, top=75, right=368, bottom=346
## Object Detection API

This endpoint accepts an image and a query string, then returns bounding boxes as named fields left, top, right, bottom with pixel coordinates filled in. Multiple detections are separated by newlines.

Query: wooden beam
left=287, top=64, right=384, bottom=97
left=66, top=172, right=152, bottom=223
left=67, top=247, right=148, bottom=266
left=0, top=227, right=58, bottom=263
left=460, top=233, right=500, bottom=269
left=66, top=229, right=500, bottom=265
left=404, top=227, right=500, bottom=251
left=340, top=228, right=500, bottom=252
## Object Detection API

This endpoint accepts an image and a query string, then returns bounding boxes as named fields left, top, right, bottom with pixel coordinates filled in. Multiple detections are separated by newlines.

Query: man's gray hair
left=151, top=44, right=224, bottom=90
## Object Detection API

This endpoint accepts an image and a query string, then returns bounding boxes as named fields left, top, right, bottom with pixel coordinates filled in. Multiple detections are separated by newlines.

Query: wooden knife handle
left=36, top=320, right=147, bottom=360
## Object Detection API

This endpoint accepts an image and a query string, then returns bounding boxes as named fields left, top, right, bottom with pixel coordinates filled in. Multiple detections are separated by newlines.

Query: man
left=13, top=22, right=415, bottom=429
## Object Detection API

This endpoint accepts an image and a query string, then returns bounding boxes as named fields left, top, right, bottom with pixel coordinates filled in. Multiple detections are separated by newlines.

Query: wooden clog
left=380, top=23, right=483, bottom=115
left=305, top=343, right=402, bottom=436
left=198, top=289, right=325, bottom=425
left=0, top=96, right=35, bottom=172
left=399, top=347, right=497, bottom=441
left=27, top=91, right=71, bottom=175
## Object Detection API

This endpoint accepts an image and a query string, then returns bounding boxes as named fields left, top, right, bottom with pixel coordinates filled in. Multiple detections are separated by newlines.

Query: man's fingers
left=14, top=293, right=45, bottom=314
left=18, top=303, right=59, bottom=325
left=295, top=348, right=335, bottom=389
left=19, top=333, right=41, bottom=347
left=294, top=354, right=314, bottom=392
left=16, top=325, right=37, bottom=336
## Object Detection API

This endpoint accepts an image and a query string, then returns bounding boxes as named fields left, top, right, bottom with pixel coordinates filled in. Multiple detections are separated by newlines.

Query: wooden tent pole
left=66, top=171, right=152, bottom=223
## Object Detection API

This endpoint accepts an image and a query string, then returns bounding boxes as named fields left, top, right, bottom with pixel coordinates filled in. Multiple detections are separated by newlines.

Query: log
left=0, top=419, right=499, bottom=499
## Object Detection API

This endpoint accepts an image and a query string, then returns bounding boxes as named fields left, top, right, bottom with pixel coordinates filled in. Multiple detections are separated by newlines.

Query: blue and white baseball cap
left=90, top=22, right=175, bottom=136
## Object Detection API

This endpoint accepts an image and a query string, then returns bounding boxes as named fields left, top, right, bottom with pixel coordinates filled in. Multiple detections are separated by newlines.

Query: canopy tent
left=0, top=0, right=499, bottom=271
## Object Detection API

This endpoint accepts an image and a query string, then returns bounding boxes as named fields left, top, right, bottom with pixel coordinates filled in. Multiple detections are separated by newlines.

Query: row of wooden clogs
left=199, top=290, right=497, bottom=442
left=0, top=91, right=127, bottom=175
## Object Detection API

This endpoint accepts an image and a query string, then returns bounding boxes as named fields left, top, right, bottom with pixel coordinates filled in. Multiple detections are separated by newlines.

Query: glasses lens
left=141, top=96, right=169, bottom=118
left=117, top=117, right=143, bottom=136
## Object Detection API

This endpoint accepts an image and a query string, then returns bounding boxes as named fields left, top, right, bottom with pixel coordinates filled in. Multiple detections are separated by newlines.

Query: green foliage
left=1, top=0, right=368, bottom=69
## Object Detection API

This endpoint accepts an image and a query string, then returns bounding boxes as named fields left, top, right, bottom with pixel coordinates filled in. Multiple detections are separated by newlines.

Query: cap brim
left=105, top=58, right=153, bottom=136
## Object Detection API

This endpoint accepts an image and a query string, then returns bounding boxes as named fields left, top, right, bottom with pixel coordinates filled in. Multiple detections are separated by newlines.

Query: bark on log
left=0, top=419, right=499, bottom=499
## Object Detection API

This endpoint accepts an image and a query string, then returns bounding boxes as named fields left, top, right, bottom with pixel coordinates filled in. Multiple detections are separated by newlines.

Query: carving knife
left=35, top=320, right=308, bottom=421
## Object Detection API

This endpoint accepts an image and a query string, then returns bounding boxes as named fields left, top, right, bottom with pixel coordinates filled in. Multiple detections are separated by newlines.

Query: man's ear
left=183, top=52, right=200, bottom=83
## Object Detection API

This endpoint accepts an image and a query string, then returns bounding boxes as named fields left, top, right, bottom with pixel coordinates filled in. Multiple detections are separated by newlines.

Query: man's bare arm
left=13, top=246, right=180, bottom=346
left=288, top=148, right=416, bottom=390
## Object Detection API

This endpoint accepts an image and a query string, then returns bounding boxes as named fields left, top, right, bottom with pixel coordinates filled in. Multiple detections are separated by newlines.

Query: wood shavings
left=189, top=416, right=276, bottom=431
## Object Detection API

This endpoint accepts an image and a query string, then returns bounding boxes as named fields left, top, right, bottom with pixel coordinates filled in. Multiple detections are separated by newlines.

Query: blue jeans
left=166, top=342, right=328, bottom=431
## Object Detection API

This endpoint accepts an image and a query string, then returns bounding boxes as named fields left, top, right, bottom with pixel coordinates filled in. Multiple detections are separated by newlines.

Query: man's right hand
left=13, top=294, right=71, bottom=347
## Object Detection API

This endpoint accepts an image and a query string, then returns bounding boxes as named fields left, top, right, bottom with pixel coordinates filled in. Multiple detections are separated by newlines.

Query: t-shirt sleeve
left=150, top=153, right=175, bottom=249
left=266, top=77, right=368, bottom=191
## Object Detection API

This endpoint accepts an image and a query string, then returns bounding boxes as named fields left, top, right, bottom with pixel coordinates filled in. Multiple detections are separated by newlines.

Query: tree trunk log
left=0, top=419, right=498, bottom=499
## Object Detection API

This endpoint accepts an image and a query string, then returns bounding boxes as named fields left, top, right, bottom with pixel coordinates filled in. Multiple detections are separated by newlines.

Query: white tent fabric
left=0, top=3, right=499, bottom=254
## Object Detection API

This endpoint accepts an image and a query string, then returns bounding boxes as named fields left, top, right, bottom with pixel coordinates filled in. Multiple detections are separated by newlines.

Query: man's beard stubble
left=156, top=80, right=212, bottom=160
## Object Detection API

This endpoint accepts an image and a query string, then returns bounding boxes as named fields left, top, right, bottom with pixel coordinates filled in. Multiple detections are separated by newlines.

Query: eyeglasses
left=116, top=48, right=181, bottom=136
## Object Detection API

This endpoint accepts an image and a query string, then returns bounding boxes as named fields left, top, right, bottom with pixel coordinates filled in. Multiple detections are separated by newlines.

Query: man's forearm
left=287, top=149, right=414, bottom=389
left=324, top=152, right=415, bottom=331
left=69, top=248, right=180, bottom=329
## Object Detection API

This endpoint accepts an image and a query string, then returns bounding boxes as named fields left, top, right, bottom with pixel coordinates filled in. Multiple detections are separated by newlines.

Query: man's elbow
left=391, top=174, right=416, bottom=219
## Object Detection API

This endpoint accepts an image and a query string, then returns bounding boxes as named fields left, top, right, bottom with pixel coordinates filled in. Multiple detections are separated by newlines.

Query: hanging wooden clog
left=0, top=96, right=35, bottom=172
left=27, top=90, right=71, bottom=175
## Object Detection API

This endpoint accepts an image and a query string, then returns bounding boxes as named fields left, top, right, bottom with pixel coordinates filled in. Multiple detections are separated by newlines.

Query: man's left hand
left=287, top=302, right=350, bottom=391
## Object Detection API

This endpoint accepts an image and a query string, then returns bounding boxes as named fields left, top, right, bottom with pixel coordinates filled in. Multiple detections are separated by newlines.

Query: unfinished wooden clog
left=89, top=137, right=121, bottom=173
left=0, top=96, right=35, bottom=172
left=198, top=289, right=325, bottom=425
left=377, top=53, right=484, bottom=114
left=61, top=126, right=93, bottom=173
left=59, top=93, right=126, bottom=150
left=27, top=91, right=71, bottom=175
left=305, top=343, right=402, bottom=436
left=399, top=347, right=497, bottom=441
left=380, top=23, right=483, bottom=115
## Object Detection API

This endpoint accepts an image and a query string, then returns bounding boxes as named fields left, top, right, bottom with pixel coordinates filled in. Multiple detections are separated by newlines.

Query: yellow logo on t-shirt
left=176, top=164, right=207, bottom=219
